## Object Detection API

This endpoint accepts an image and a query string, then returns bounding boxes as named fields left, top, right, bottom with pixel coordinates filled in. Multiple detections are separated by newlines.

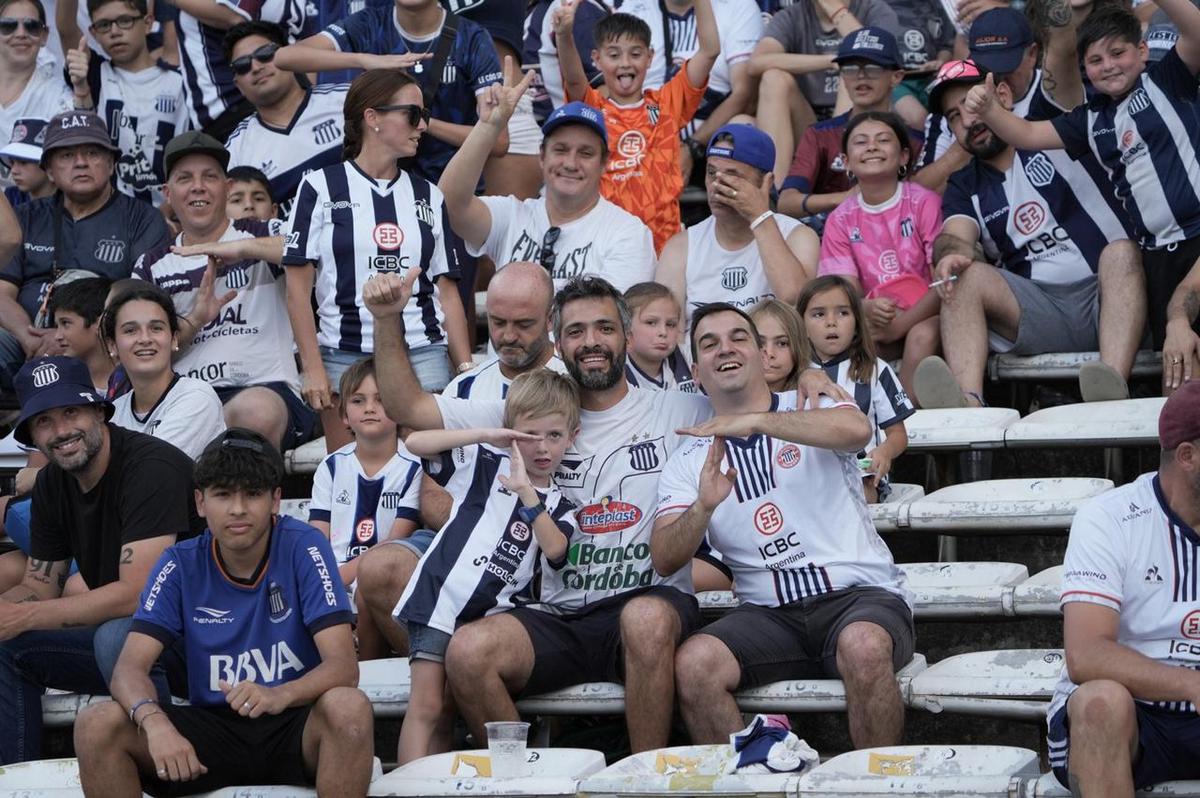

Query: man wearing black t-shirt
left=0, top=356, right=200, bottom=765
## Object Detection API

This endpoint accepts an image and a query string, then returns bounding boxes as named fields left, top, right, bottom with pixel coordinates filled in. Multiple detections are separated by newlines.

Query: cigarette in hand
left=928, top=274, right=959, bottom=289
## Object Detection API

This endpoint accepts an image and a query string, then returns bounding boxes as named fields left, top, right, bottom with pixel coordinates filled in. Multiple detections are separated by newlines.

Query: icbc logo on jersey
left=355, top=518, right=375, bottom=543
left=372, top=223, right=404, bottom=251
left=754, top=501, right=784, bottom=535
left=1181, top=609, right=1200, bottom=640
left=1013, top=201, right=1046, bottom=236
left=776, top=444, right=801, bottom=469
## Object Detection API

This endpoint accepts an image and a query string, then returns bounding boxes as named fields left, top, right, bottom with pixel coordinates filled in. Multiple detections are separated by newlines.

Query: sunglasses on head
left=372, top=104, right=432, bottom=127
left=231, top=43, right=279, bottom=76
left=0, top=16, right=45, bottom=36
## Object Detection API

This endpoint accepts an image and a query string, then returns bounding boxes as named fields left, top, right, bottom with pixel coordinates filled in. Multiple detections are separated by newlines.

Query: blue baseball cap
left=833, top=27, right=902, bottom=69
left=706, top=124, right=775, bottom=174
left=541, top=101, right=608, bottom=146
left=0, top=118, right=47, bottom=168
left=13, top=356, right=112, bottom=446
left=968, top=8, right=1034, bottom=74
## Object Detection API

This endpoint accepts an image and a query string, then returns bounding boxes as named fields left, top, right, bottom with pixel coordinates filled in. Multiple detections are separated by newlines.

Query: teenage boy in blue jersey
left=73, top=428, right=373, bottom=797
left=963, top=0, right=1200, bottom=381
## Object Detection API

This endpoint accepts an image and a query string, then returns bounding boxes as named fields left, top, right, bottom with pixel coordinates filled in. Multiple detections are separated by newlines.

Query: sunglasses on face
left=90, top=13, right=141, bottom=33
left=0, top=17, right=45, bottom=36
left=372, top=104, right=432, bottom=127
left=231, top=43, right=279, bottom=76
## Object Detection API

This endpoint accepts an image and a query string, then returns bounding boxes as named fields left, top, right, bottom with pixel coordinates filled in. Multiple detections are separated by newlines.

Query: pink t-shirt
left=819, top=182, right=942, bottom=306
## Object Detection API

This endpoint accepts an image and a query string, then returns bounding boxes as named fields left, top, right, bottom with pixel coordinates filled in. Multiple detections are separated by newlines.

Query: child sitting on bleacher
left=798, top=275, right=914, bottom=503
left=750, top=299, right=804, bottom=393
left=307, top=357, right=422, bottom=658
left=393, top=370, right=581, bottom=764
left=623, top=282, right=696, bottom=393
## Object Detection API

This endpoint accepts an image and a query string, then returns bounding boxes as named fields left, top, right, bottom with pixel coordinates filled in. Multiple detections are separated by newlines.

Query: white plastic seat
left=903, top=408, right=1019, bottom=452
left=278, top=498, right=311, bottom=521
left=369, top=748, right=604, bottom=796
left=988, top=349, right=1161, bottom=382
left=795, top=745, right=1041, bottom=796
left=578, top=744, right=800, bottom=797
left=0, top=431, right=28, bottom=472
left=1004, top=397, right=1166, bottom=448
left=1011, top=566, right=1064, bottom=616
left=734, top=654, right=926, bottom=713
left=1020, top=771, right=1200, bottom=797
left=359, top=658, right=413, bottom=717
left=904, top=478, right=1113, bottom=531
left=907, top=649, right=1064, bottom=720
left=41, top=693, right=113, bottom=729
left=901, top=562, right=1028, bottom=617
left=871, top=483, right=924, bottom=532
left=284, top=437, right=327, bottom=475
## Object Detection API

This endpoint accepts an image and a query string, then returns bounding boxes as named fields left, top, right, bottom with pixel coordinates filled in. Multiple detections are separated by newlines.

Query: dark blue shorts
left=1049, top=696, right=1200, bottom=789
left=214, top=382, right=317, bottom=451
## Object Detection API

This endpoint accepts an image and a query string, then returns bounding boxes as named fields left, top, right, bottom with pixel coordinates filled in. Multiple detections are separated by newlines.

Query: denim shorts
left=407, top=622, right=452, bottom=663
left=320, top=344, right=450, bottom=394
left=387, top=528, right=437, bottom=559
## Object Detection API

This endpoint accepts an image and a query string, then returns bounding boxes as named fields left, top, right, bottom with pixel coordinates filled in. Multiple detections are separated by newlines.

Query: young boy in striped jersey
left=392, top=369, right=581, bottom=764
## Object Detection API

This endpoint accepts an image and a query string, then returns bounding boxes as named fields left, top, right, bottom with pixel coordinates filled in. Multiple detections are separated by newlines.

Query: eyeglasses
left=0, top=16, right=45, bottom=36
left=372, top=104, right=431, bottom=127
left=838, top=63, right=887, bottom=80
left=230, top=43, right=279, bottom=76
left=539, top=226, right=561, bottom=273
left=90, top=14, right=140, bottom=33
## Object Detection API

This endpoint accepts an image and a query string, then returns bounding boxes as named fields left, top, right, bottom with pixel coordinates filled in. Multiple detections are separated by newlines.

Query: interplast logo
left=576, top=497, right=642, bottom=535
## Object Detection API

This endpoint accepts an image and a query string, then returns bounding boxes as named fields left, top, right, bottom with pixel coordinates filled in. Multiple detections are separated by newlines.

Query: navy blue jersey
left=1052, top=48, right=1200, bottom=248
left=322, top=7, right=502, bottom=180
left=446, top=0, right=526, bottom=53
left=132, top=516, right=354, bottom=707
left=943, top=148, right=1129, bottom=283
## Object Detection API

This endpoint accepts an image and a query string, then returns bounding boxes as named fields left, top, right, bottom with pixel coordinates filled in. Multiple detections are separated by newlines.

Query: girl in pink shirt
left=818, top=111, right=942, bottom=400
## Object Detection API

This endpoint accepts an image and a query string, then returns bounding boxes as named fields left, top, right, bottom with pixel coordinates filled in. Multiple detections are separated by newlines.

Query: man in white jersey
left=362, top=270, right=708, bottom=753
left=1045, top=381, right=1200, bottom=796
left=222, top=21, right=347, bottom=216
left=913, top=61, right=1144, bottom=409
left=133, top=132, right=316, bottom=451
left=653, top=303, right=913, bottom=748
left=65, top=0, right=189, bottom=208
left=352, top=261, right=566, bottom=655
left=654, top=124, right=817, bottom=331
left=438, top=66, right=656, bottom=292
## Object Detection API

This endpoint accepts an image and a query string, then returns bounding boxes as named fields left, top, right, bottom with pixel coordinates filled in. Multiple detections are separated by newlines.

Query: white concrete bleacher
left=577, top=744, right=800, bottom=797
left=902, top=408, right=1019, bottom=453
left=899, top=478, right=1113, bottom=533
left=1010, top=566, right=1064, bottom=617
left=1003, top=397, right=1166, bottom=449
left=794, top=744, right=1041, bottom=796
left=907, top=649, right=1063, bottom=720
left=370, top=748, right=604, bottom=796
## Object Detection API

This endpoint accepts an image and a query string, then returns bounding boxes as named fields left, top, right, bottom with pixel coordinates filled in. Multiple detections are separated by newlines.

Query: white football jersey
left=656, top=391, right=908, bottom=608
left=443, top=354, right=568, bottom=400
left=111, top=375, right=227, bottom=460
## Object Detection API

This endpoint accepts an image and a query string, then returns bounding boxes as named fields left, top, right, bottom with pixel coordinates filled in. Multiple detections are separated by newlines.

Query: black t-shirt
left=30, top=424, right=202, bottom=589
left=0, top=190, right=171, bottom=320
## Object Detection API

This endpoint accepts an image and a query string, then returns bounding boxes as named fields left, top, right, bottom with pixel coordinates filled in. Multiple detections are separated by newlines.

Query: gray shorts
left=989, top=272, right=1099, bottom=356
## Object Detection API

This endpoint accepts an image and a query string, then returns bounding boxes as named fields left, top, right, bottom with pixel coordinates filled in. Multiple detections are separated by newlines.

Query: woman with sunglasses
left=0, top=0, right=71, bottom=187
left=282, top=68, right=471, bottom=452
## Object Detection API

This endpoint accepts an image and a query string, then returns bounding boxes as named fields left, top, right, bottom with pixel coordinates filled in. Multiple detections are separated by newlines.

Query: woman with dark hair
left=283, top=68, right=471, bottom=451
left=104, top=284, right=226, bottom=459
left=818, top=110, right=943, bottom=400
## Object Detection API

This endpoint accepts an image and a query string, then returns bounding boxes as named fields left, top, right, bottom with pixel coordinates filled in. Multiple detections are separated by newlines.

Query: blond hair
left=503, top=369, right=581, bottom=431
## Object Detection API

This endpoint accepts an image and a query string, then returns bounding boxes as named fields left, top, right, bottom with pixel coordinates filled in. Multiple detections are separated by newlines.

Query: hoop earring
left=898, top=164, right=907, bottom=178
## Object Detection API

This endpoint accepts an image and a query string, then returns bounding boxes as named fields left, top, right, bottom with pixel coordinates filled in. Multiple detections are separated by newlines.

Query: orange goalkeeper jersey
left=582, top=67, right=706, bottom=253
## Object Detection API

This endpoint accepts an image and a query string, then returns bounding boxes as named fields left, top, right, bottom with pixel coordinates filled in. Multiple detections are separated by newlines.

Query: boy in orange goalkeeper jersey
left=553, top=0, right=719, bottom=252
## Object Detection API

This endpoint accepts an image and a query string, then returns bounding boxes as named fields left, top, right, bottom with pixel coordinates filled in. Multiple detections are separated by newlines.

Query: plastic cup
left=484, top=721, right=529, bottom=778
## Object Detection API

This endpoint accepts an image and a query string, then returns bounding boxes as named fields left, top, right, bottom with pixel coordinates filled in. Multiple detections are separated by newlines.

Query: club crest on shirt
left=268, top=581, right=293, bottom=624
left=413, top=198, right=435, bottom=228
left=1023, top=153, right=1056, bottom=188
left=721, top=265, right=748, bottom=291
left=629, top=441, right=660, bottom=471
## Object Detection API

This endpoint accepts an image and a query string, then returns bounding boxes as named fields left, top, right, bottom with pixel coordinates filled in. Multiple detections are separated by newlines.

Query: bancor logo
left=577, top=498, right=642, bottom=534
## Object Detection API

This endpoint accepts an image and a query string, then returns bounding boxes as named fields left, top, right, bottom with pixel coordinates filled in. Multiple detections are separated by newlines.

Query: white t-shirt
left=1048, top=473, right=1200, bottom=724
left=473, top=194, right=656, bottom=292
left=683, top=214, right=806, bottom=329
left=655, top=391, right=909, bottom=608
left=435, top=384, right=711, bottom=611
left=111, top=375, right=226, bottom=459
left=0, top=68, right=71, bottom=188
left=132, top=219, right=302, bottom=393
left=308, top=440, right=423, bottom=566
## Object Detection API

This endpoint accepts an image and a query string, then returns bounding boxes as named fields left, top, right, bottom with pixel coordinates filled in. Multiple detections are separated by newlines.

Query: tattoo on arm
left=27, top=558, right=52, bottom=585
left=1044, top=0, right=1071, bottom=27
left=120, top=547, right=133, bottom=565
left=1184, top=289, right=1200, bottom=322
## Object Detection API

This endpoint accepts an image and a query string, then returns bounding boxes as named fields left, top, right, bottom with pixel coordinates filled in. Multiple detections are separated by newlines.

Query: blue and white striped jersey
left=655, top=391, right=910, bottom=608
left=309, top=441, right=422, bottom=565
left=283, top=161, right=457, bottom=352
left=396, top=442, right=578, bottom=634
left=445, top=355, right=568, bottom=400
left=320, top=7, right=501, bottom=181
left=943, top=147, right=1129, bottom=283
left=1052, top=48, right=1200, bottom=249
left=624, top=350, right=697, bottom=393
left=1047, top=472, right=1200, bottom=738
left=815, top=355, right=913, bottom=452
left=176, top=0, right=308, bottom=129
left=225, top=84, right=349, bottom=216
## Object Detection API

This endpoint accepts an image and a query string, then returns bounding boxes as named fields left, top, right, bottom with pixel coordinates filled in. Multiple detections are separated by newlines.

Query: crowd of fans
left=0, top=0, right=1199, bottom=792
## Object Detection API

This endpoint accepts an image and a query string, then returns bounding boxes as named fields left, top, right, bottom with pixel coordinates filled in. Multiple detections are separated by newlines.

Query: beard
left=963, top=122, right=1008, bottom=160
left=564, top=344, right=627, bottom=391
left=43, top=422, right=105, bottom=473
left=495, top=336, right=547, bottom=372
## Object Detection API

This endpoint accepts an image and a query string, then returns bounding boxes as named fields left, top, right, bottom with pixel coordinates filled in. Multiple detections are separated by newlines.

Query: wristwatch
left=517, top=502, right=546, bottom=526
